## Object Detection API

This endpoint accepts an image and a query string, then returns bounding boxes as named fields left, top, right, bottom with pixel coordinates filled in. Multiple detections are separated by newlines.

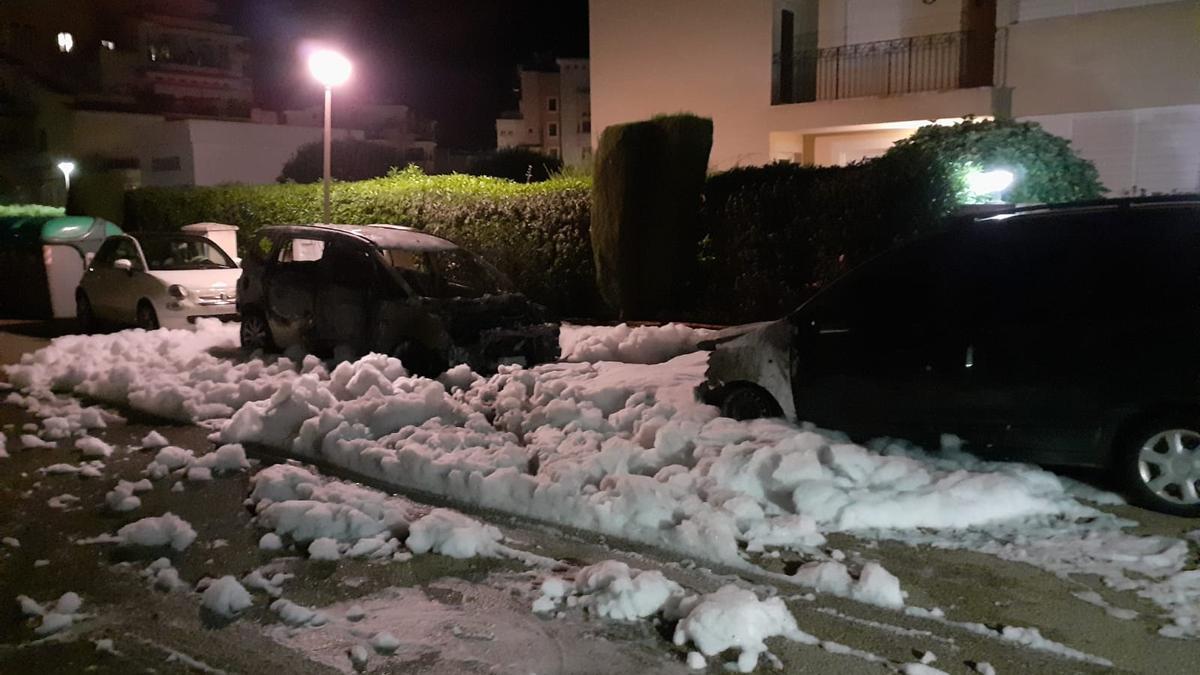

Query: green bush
left=125, top=166, right=597, bottom=315
left=467, top=148, right=563, bottom=182
left=0, top=204, right=65, bottom=218
left=279, top=139, right=411, bottom=183
left=591, top=114, right=712, bottom=318
left=687, top=151, right=957, bottom=323
left=884, top=117, right=1105, bottom=204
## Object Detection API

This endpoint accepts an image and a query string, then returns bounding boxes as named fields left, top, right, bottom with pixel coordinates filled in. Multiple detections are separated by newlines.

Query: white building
left=496, top=58, right=592, bottom=166
left=590, top=0, right=1200, bottom=195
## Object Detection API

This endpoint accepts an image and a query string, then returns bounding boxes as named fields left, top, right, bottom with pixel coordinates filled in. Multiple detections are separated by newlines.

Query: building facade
left=0, top=0, right=436, bottom=202
left=590, top=0, right=1200, bottom=195
left=496, top=58, right=592, bottom=166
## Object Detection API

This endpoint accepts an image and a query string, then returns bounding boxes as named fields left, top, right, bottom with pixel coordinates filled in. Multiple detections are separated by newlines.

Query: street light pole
left=323, top=86, right=332, bottom=224
left=307, top=48, right=351, bottom=225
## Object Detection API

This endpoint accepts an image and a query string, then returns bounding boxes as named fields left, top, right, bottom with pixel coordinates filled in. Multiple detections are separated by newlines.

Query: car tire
left=718, top=384, right=784, bottom=421
left=1118, top=416, right=1200, bottom=517
left=76, top=291, right=95, bottom=334
left=136, top=301, right=159, bottom=330
left=240, top=310, right=276, bottom=352
left=393, top=339, right=448, bottom=378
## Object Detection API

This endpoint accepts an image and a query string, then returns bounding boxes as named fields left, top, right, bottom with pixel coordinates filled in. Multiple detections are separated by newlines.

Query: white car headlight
left=168, top=284, right=188, bottom=299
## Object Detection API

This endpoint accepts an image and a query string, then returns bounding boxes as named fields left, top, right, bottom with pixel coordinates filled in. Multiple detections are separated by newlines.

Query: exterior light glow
left=966, top=169, right=1014, bottom=198
left=57, top=160, right=76, bottom=196
left=308, top=49, right=352, bottom=89
left=100, top=39, right=115, bottom=50
left=57, top=32, right=74, bottom=53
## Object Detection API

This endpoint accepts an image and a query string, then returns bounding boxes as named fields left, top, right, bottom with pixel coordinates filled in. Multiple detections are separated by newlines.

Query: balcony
left=773, top=30, right=995, bottom=105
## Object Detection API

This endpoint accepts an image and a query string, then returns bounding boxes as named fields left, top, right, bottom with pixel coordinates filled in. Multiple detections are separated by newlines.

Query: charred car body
left=237, top=224, right=557, bottom=374
left=701, top=197, right=1200, bottom=516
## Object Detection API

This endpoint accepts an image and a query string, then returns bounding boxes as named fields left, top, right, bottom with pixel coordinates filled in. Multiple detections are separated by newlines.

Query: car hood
left=148, top=269, right=241, bottom=293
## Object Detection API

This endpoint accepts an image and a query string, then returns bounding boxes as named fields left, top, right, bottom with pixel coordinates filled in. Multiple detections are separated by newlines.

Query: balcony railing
left=773, top=30, right=994, bottom=105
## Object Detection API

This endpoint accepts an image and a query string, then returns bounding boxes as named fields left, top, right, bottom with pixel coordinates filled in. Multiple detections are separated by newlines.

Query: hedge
left=592, top=114, right=712, bottom=318
left=686, top=151, right=958, bottom=324
left=125, top=167, right=597, bottom=315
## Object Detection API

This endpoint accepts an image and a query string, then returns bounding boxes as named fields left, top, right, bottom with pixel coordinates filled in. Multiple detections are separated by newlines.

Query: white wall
left=1022, top=105, right=1200, bottom=195
left=818, top=0, right=963, bottom=47
left=1014, top=0, right=1180, bottom=21
left=187, top=120, right=359, bottom=186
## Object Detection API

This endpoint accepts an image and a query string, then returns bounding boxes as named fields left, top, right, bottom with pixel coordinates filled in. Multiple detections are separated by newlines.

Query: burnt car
left=237, top=224, right=558, bottom=375
left=701, top=196, right=1200, bottom=516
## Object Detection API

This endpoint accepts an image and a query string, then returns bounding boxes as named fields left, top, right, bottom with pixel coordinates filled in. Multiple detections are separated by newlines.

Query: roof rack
left=957, top=194, right=1200, bottom=222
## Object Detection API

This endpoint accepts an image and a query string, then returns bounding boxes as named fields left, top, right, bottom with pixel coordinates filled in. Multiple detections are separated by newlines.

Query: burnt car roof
left=265, top=224, right=459, bottom=252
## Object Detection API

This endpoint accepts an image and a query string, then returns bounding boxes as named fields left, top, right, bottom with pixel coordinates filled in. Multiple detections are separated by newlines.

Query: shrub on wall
left=278, top=139, right=411, bottom=183
left=883, top=117, right=1105, bottom=204
left=467, top=148, right=564, bottom=182
left=0, top=204, right=65, bottom=218
left=125, top=166, right=596, bottom=315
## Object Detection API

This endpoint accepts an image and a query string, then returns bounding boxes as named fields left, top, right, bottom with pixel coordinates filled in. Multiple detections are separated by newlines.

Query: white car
left=76, top=233, right=240, bottom=331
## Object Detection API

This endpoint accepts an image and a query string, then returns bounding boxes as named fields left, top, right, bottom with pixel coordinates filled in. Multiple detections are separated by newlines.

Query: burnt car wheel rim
left=241, top=315, right=268, bottom=348
left=1137, top=429, right=1200, bottom=505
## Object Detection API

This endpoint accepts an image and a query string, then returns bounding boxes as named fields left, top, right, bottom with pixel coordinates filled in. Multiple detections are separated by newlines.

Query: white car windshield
left=140, top=236, right=236, bottom=271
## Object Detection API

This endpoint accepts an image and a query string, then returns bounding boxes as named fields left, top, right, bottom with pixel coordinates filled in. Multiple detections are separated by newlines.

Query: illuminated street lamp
left=307, top=48, right=352, bottom=224
left=56, top=160, right=76, bottom=197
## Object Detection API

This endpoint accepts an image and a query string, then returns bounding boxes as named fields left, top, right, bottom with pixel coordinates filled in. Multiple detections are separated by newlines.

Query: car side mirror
left=114, top=258, right=134, bottom=274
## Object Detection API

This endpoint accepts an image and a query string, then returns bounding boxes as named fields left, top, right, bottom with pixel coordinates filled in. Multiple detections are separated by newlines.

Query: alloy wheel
left=1136, top=429, right=1200, bottom=505
left=240, top=313, right=270, bottom=351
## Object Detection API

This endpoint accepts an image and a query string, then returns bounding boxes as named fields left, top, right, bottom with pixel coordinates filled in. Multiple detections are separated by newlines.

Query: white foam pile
left=105, top=478, right=153, bottom=512
left=201, top=575, right=252, bottom=618
left=559, top=322, right=715, bottom=364
left=39, top=460, right=104, bottom=478
left=3, top=390, right=122, bottom=438
left=534, top=560, right=812, bottom=673
left=6, top=322, right=1200, bottom=636
left=116, top=512, right=197, bottom=551
left=0, top=432, right=8, bottom=458
left=146, top=444, right=248, bottom=480
left=405, top=508, right=503, bottom=559
left=17, top=591, right=85, bottom=635
left=142, top=557, right=186, bottom=591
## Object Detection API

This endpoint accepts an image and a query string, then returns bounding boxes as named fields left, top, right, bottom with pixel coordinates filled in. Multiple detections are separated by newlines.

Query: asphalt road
left=1, top=320, right=1198, bottom=674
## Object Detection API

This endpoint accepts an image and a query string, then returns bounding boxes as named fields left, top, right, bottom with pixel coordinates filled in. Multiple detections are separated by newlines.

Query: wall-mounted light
left=100, top=40, right=115, bottom=50
left=56, top=32, right=74, bottom=53
left=966, top=168, right=1015, bottom=201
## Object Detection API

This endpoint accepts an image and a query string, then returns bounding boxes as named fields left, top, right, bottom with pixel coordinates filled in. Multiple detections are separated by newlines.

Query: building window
left=56, top=32, right=74, bottom=53
left=549, top=147, right=559, bottom=158
left=547, top=97, right=558, bottom=112
left=548, top=123, right=558, bottom=138
left=580, top=121, right=591, bottom=133
left=100, top=39, right=115, bottom=50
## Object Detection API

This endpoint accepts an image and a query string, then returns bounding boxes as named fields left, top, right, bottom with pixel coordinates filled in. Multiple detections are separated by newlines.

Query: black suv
left=702, top=197, right=1200, bottom=515
left=237, top=224, right=557, bottom=375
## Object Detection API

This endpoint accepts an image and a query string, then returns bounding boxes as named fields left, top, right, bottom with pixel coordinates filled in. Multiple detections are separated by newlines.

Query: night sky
left=229, top=0, right=590, bottom=151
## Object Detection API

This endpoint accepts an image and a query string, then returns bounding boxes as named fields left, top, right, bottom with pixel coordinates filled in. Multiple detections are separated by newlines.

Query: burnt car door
left=265, top=234, right=327, bottom=349
left=790, top=232, right=976, bottom=446
left=311, top=236, right=378, bottom=354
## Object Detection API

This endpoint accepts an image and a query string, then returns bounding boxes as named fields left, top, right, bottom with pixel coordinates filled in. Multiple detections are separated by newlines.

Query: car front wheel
left=136, top=301, right=159, bottom=330
left=1121, top=418, right=1200, bottom=517
left=240, top=310, right=276, bottom=352
left=718, top=384, right=783, bottom=421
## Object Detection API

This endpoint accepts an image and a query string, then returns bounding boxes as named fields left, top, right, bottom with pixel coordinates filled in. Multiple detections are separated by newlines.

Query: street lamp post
left=56, top=161, right=75, bottom=204
left=307, top=49, right=352, bottom=224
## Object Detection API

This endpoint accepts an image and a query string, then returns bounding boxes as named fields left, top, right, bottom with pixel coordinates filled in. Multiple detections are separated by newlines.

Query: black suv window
left=805, top=232, right=973, bottom=328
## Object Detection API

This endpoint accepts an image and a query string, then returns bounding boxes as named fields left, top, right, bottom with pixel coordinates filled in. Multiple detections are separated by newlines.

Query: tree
left=467, top=148, right=562, bottom=183
left=278, top=139, right=409, bottom=184
left=883, top=117, right=1105, bottom=204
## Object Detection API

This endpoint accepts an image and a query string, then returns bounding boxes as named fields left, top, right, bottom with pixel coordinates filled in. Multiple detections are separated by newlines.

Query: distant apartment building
left=590, top=0, right=1200, bottom=195
left=0, top=0, right=435, bottom=202
left=496, top=58, right=592, bottom=166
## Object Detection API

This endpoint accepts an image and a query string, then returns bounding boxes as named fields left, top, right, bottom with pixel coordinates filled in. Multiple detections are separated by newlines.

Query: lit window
left=56, top=32, right=74, bottom=53
left=100, top=39, right=115, bottom=50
